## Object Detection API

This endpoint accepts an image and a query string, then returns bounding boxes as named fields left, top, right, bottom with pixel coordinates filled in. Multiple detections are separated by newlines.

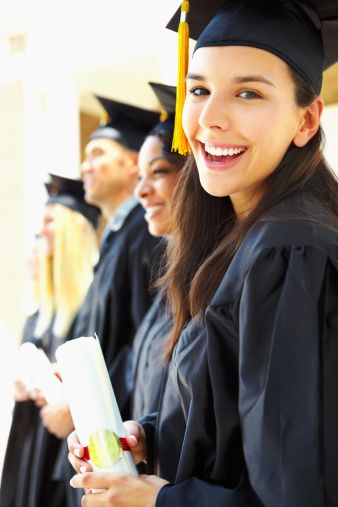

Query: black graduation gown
left=0, top=313, right=72, bottom=507
left=131, top=293, right=172, bottom=421
left=142, top=194, right=338, bottom=507
left=72, top=203, right=160, bottom=416
left=61, top=203, right=160, bottom=507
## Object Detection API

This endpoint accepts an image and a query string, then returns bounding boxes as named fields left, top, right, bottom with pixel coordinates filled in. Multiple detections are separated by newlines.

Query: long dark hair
left=161, top=67, right=338, bottom=358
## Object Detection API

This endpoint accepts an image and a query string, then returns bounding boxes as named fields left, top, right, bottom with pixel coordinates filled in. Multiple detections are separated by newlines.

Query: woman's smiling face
left=183, top=45, right=306, bottom=213
left=135, top=135, right=180, bottom=237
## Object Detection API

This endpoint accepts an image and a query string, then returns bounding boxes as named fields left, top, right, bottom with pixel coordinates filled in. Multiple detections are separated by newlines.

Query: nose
left=39, top=224, right=49, bottom=239
left=135, top=177, right=153, bottom=200
left=198, top=94, right=230, bottom=132
left=81, top=159, right=93, bottom=175
left=37, top=225, right=45, bottom=237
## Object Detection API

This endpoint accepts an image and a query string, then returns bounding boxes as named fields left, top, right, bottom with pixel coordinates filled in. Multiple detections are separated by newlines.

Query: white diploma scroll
left=55, top=336, right=138, bottom=476
left=17, top=342, right=64, bottom=404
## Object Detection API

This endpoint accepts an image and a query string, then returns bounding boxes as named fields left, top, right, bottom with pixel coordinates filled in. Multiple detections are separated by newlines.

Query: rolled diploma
left=17, top=342, right=64, bottom=404
left=55, top=336, right=138, bottom=476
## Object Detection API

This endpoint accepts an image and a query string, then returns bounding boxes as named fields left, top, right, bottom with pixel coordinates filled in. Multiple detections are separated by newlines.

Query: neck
left=230, top=187, right=263, bottom=219
left=100, top=191, right=134, bottom=221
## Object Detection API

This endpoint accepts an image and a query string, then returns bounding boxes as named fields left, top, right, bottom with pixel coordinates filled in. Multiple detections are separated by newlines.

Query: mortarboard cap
left=149, top=82, right=177, bottom=118
left=148, top=82, right=188, bottom=165
left=148, top=82, right=177, bottom=152
left=45, top=173, right=101, bottom=228
left=167, top=0, right=338, bottom=94
left=90, top=96, right=160, bottom=151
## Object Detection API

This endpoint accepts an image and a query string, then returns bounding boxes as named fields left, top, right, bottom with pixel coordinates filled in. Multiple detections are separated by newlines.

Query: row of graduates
left=0, top=81, right=179, bottom=507
left=2, top=0, right=338, bottom=505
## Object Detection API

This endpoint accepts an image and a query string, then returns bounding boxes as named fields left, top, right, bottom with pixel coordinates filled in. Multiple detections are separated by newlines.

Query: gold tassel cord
left=172, top=0, right=190, bottom=156
left=160, top=110, right=169, bottom=122
left=100, top=111, right=110, bottom=127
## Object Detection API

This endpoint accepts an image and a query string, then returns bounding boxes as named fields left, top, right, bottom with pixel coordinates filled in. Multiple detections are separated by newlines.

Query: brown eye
left=153, top=168, right=170, bottom=176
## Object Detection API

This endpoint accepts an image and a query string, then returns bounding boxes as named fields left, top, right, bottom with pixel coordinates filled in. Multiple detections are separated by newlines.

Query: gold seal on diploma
left=88, top=429, right=122, bottom=467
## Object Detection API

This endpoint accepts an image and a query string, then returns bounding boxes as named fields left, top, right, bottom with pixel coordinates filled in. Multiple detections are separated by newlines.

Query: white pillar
left=0, top=80, right=25, bottom=342
left=22, top=68, right=80, bottom=253
left=322, top=104, right=338, bottom=175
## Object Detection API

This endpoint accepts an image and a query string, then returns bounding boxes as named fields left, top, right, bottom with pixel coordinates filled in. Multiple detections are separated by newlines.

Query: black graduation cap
left=90, top=95, right=160, bottom=151
left=166, top=0, right=338, bottom=95
left=148, top=82, right=189, bottom=163
left=148, top=82, right=177, bottom=150
left=149, top=82, right=177, bottom=117
left=45, top=173, right=101, bottom=228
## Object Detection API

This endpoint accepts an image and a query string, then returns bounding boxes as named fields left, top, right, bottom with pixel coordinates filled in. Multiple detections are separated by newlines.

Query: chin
left=85, top=192, right=99, bottom=206
left=200, top=181, right=230, bottom=198
left=148, top=223, right=165, bottom=237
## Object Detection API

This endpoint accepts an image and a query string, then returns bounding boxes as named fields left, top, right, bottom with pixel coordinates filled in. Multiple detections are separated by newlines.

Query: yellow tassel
left=100, top=111, right=110, bottom=126
left=171, top=0, right=190, bottom=156
left=160, top=110, right=169, bottom=122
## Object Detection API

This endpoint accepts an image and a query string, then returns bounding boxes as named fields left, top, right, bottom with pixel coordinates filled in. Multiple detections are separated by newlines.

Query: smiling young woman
left=67, top=1, right=338, bottom=506
left=166, top=44, right=330, bottom=335
left=183, top=46, right=323, bottom=208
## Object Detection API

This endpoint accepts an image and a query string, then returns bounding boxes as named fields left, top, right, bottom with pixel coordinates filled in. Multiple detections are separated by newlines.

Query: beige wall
left=80, top=110, right=100, bottom=157
left=0, top=81, right=25, bottom=342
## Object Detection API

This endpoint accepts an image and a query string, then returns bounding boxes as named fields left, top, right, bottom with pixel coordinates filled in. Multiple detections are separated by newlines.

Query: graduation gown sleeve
left=156, top=243, right=338, bottom=507
left=236, top=244, right=338, bottom=506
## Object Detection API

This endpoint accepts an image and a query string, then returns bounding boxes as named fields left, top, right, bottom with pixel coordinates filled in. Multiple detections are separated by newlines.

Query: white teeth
left=146, top=205, right=163, bottom=213
left=205, top=143, right=245, bottom=157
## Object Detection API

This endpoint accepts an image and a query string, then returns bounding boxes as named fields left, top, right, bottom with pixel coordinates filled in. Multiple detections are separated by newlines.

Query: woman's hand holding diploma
left=67, top=421, right=168, bottom=507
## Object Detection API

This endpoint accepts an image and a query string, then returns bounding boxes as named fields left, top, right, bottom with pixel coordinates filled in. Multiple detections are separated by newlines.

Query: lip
left=199, top=141, right=248, bottom=171
left=83, top=176, right=96, bottom=189
left=143, top=203, right=165, bottom=220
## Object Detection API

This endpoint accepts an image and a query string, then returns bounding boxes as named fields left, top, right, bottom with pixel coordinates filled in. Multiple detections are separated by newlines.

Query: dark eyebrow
left=186, top=72, right=206, bottom=81
left=232, top=75, right=276, bottom=87
left=186, top=73, right=275, bottom=88
left=139, top=156, right=168, bottom=175
left=148, top=156, right=167, bottom=168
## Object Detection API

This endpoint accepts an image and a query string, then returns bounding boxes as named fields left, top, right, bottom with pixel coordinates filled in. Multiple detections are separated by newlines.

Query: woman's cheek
left=182, top=101, right=198, bottom=140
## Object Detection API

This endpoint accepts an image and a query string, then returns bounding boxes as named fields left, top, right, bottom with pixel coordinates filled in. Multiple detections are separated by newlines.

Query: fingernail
left=69, top=478, right=74, bottom=488
left=129, top=435, right=137, bottom=445
left=74, top=448, right=81, bottom=457
left=80, top=466, right=87, bottom=473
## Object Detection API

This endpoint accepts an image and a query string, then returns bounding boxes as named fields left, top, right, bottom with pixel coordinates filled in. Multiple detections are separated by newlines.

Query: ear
left=125, top=151, right=139, bottom=175
left=293, top=96, right=324, bottom=148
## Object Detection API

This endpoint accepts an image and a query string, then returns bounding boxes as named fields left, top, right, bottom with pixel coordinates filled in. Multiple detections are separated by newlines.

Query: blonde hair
left=34, top=204, right=99, bottom=339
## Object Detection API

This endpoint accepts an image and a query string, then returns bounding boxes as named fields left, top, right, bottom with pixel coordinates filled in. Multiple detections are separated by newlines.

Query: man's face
left=81, top=138, right=136, bottom=208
